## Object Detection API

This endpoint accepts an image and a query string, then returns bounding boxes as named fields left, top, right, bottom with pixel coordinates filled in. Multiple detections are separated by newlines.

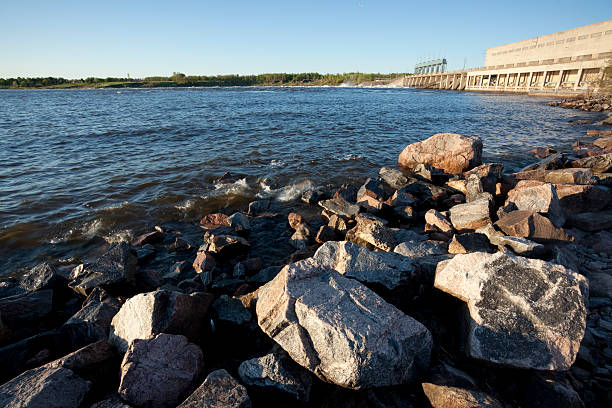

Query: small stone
left=247, top=200, right=270, bottom=216
left=332, top=184, right=359, bottom=203
left=448, top=233, right=493, bottom=254
left=449, top=196, right=492, bottom=232
left=170, top=237, right=193, bottom=252
left=193, top=248, right=216, bottom=276
left=238, top=352, right=313, bottom=402
left=133, top=230, right=164, bottom=246
left=203, top=232, right=250, bottom=258
left=288, top=213, right=305, bottom=229
left=346, top=215, right=396, bottom=252
left=178, top=369, right=250, bottom=408
left=227, top=212, right=250, bottom=232
left=501, top=181, right=565, bottom=227
left=212, top=295, right=251, bottom=326
left=422, top=383, right=503, bottom=408
left=495, top=210, right=573, bottom=242
left=319, top=196, right=360, bottom=217
left=119, top=333, right=204, bottom=408
left=200, top=213, right=230, bottom=229
left=425, top=209, right=453, bottom=234
left=301, top=190, right=320, bottom=204
left=290, top=224, right=311, bottom=250
left=379, top=167, right=409, bottom=189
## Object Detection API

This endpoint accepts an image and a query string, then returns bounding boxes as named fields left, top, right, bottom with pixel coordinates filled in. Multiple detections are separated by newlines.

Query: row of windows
left=491, top=30, right=611, bottom=56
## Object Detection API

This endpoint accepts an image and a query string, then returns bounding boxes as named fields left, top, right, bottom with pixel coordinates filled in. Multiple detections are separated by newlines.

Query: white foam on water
left=269, top=159, right=285, bottom=168
left=210, top=178, right=252, bottom=197
left=175, top=199, right=196, bottom=212
left=256, top=179, right=315, bottom=202
left=103, top=230, right=134, bottom=244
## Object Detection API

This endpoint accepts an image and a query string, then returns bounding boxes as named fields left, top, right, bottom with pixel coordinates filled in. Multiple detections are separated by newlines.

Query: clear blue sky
left=2, top=0, right=610, bottom=78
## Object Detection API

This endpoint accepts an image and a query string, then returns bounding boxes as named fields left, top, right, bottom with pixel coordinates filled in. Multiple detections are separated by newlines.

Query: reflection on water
left=0, top=87, right=602, bottom=275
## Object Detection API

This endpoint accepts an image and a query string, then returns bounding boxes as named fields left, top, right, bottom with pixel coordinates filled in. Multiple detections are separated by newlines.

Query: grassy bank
left=0, top=72, right=408, bottom=89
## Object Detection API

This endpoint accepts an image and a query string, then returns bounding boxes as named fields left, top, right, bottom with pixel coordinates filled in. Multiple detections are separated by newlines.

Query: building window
left=591, top=32, right=602, bottom=38
left=566, top=37, right=575, bottom=42
left=578, top=35, right=588, bottom=40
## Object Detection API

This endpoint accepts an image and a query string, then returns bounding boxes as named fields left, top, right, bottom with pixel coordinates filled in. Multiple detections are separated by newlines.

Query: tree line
left=0, top=72, right=407, bottom=89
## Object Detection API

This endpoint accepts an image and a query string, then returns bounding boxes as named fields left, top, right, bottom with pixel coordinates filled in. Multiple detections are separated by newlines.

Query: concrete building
left=405, top=20, right=612, bottom=95
left=415, top=59, right=447, bottom=74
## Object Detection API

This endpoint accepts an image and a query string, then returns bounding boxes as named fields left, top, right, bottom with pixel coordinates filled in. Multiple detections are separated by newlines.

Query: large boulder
left=571, top=152, right=612, bottom=173
left=118, top=333, right=204, bottom=408
left=178, top=369, right=250, bottom=408
left=318, top=197, right=360, bottom=217
left=501, top=181, right=565, bottom=227
left=255, top=258, right=432, bottom=389
left=398, top=133, right=482, bottom=174
left=108, top=289, right=213, bottom=353
left=0, top=289, right=53, bottom=327
left=238, top=352, right=313, bottom=402
left=513, top=168, right=593, bottom=185
left=434, top=252, right=588, bottom=370
left=313, top=241, right=416, bottom=290
left=0, top=365, right=90, bottom=408
left=554, top=183, right=612, bottom=215
left=69, top=242, right=137, bottom=296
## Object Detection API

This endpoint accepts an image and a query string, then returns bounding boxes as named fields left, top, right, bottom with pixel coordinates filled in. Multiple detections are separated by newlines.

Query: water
left=0, top=87, right=603, bottom=275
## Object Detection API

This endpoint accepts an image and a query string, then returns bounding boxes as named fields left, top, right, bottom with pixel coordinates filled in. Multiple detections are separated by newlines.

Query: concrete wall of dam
left=405, top=20, right=612, bottom=95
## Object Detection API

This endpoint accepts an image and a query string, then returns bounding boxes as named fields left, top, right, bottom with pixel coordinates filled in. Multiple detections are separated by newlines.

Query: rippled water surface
left=0, top=87, right=602, bottom=275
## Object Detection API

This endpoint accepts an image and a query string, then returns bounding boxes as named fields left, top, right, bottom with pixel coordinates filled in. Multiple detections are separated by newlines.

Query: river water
left=0, top=87, right=603, bottom=275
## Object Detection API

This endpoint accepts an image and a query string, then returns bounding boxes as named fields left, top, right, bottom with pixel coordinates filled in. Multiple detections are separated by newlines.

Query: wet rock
left=62, top=288, right=122, bottom=348
left=501, top=181, right=565, bottom=227
left=449, top=196, right=492, bottom=232
left=69, top=242, right=137, bottom=296
left=178, top=369, right=250, bottom=408
left=290, top=224, right=312, bottom=250
left=200, top=213, right=230, bottom=229
left=448, top=233, right=493, bottom=254
left=203, top=232, right=250, bottom=259
left=313, top=241, right=416, bottom=290
left=421, top=383, right=503, bottom=408
left=521, top=153, right=568, bottom=171
left=193, top=248, right=216, bottom=282
left=255, top=258, right=432, bottom=389
left=566, top=210, right=612, bottom=232
left=301, top=189, right=320, bottom=204
left=133, top=231, right=164, bottom=246
left=398, top=133, right=483, bottom=174
left=572, top=152, right=612, bottom=173
left=346, top=214, right=396, bottom=252
left=238, top=351, right=313, bottom=402
left=212, top=295, right=251, bottom=326
left=513, top=168, right=593, bottom=185
left=0, top=365, right=90, bottom=408
left=424, top=209, right=453, bottom=235
left=529, top=147, right=557, bottom=159
left=288, top=212, right=305, bottom=229
left=247, top=200, right=271, bottom=216
left=435, top=252, right=588, bottom=370
left=379, top=167, right=409, bottom=189
left=135, top=244, right=156, bottom=264
left=554, top=184, right=612, bottom=215
left=495, top=210, right=573, bottom=242
left=118, top=333, right=203, bottom=408
left=18, top=262, right=67, bottom=293
left=0, top=289, right=53, bottom=326
left=108, top=289, right=213, bottom=353
left=227, top=212, right=250, bottom=232
left=333, top=184, right=359, bottom=203
left=315, top=225, right=340, bottom=243
left=319, top=197, right=360, bottom=217
left=587, top=272, right=612, bottom=299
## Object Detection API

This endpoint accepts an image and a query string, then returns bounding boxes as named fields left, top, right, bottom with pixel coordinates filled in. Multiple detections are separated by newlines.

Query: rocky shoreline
left=1, top=128, right=612, bottom=407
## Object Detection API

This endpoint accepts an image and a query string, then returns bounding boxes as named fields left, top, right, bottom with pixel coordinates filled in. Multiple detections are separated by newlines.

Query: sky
left=2, top=0, right=611, bottom=78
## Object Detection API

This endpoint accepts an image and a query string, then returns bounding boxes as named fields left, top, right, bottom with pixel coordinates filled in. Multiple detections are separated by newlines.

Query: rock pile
left=0, top=130, right=611, bottom=407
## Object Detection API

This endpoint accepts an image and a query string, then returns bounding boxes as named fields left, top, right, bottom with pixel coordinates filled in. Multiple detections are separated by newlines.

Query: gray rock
left=238, top=352, right=313, bottom=402
left=394, top=240, right=447, bottom=258
left=424, top=209, right=454, bottom=234
left=495, top=210, right=573, bottom=242
left=448, top=233, right=493, bottom=254
left=119, top=333, right=203, bottom=408
left=178, top=369, right=250, bottom=408
left=255, top=258, right=432, bottom=389
left=435, top=252, right=588, bottom=370
left=566, top=210, right=612, bottom=232
left=19, top=263, right=67, bottom=293
left=203, top=232, right=250, bottom=258
left=449, top=196, right=492, bottom=232
left=476, top=224, right=545, bottom=257
left=313, top=241, right=417, bottom=290
left=501, top=181, right=565, bottom=227
left=379, top=167, right=409, bottom=189
left=465, top=173, right=485, bottom=202
left=572, top=153, right=612, bottom=173
left=228, top=212, right=251, bottom=232
left=62, top=287, right=122, bottom=348
left=0, top=365, right=90, bottom=408
left=247, top=200, right=270, bottom=216
left=90, top=395, right=133, bottom=408
left=69, top=242, right=137, bottom=296
left=0, top=289, right=53, bottom=326
left=108, top=289, right=213, bottom=353
left=319, top=197, right=360, bottom=217
left=212, top=295, right=252, bottom=325
left=346, top=215, right=396, bottom=252
left=422, top=382, right=503, bottom=408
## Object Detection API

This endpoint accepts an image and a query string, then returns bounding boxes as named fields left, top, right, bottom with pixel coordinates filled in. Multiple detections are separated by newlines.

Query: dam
left=404, top=19, right=612, bottom=95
